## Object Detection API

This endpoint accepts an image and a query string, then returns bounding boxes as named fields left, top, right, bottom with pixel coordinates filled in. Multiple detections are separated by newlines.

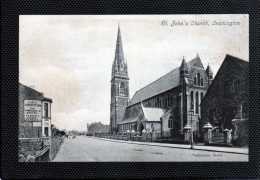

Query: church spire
left=110, top=25, right=130, bottom=134
left=112, top=24, right=128, bottom=77
left=180, top=56, right=189, bottom=75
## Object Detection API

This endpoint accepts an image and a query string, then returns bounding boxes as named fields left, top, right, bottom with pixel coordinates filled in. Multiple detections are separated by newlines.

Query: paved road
left=53, top=136, right=248, bottom=162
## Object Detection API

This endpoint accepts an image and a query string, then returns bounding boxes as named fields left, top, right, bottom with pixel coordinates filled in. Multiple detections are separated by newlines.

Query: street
left=53, top=136, right=248, bottom=162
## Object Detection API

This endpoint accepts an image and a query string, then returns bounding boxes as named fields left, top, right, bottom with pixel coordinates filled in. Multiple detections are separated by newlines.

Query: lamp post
left=189, top=109, right=194, bottom=149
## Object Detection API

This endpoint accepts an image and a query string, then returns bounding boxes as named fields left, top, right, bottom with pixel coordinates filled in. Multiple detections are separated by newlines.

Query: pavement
left=53, top=136, right=248, bottom=162
left=96, top=137, right=248, bottom=155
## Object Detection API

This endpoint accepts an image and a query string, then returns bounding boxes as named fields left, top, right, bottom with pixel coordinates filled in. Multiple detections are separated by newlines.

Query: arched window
left=119, top=82, right=125, bottom=96
left=168, top=116, right=173, bottom=128
left=195, top=92, right=199, bottom=114
left=156, top=97, right=159, bottom=107
left=190, top=91, right=194, bottom=110
left=44, top=103, right=48, bottom=118
left=200, top=92, right=203, bottom=114
left=194, top=77, right=197, bottom=85
left=200, top=78, right=203, bottom=86
left=197, top=73, right=201, bottom=86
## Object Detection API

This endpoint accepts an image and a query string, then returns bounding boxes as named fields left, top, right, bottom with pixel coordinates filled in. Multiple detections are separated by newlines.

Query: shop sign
left=24, top=100, right=42, bottom=121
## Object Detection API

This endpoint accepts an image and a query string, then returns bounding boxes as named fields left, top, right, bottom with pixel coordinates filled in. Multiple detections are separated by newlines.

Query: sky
left=19, top=15, right=249, bottom=131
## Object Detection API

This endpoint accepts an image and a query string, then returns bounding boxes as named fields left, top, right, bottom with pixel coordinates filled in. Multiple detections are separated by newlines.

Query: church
left=110, top=26, right=213, bottom=141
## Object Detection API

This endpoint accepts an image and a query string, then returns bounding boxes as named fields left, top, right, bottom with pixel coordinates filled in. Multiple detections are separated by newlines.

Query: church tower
left=110, top=25, right=129, bottom=134
left=180, top=57, right=190, bottom=133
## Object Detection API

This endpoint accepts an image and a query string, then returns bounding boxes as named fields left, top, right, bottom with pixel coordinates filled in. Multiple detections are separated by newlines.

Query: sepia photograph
left=18, top=14, right=249, bottom=162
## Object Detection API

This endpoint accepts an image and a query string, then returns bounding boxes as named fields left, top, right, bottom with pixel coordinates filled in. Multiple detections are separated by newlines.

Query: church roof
left=119, top=103, right=164, bottom=124
left=129, top=56, right=203, bottom=106
left=142, top=106, right=164, bottom=122
left=188, top=54, right=204, bottom=69
left=201, top=54, right=248, bottom=104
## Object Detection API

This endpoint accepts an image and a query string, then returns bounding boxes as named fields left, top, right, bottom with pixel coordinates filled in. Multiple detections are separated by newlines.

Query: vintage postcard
left=19, top=15, right=249, bottom=162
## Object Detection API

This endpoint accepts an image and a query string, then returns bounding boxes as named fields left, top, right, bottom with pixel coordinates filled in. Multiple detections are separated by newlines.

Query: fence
left=50, top=135, right=65, bottom=160
left=94, top=132, right=162, bottom=142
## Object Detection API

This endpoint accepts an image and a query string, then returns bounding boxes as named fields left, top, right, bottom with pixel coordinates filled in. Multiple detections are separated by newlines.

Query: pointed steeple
left=110, top=25, right=130, bottom=134
left=112, top=24, right=128, bottom=76
left=180, top=56, right=189, bottom=75
left=206, top=64, right=213, bottom=78
left=189, top=53, right=204, bottom=69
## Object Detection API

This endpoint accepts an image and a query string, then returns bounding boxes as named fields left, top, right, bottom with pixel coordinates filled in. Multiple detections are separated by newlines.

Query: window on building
left=197, top=73, right=201, bottom=86
left=194, top=77, right=197, bottom=85
left=168, top=116, right=173, bottom=128
left=195, top=92, right=199, bottom=114
left=200, top=92, right=203, bottom=114
left=44, top=103, right=48, bottom=118
left=200, top=78, right=203, bottom=86
left=156, top=97, right=159, bottom=107
left=190, top=91, right=194, bottom=110
left=44, top=127, right=48, bottom=137
left=119, top=82, right=125, bottom=96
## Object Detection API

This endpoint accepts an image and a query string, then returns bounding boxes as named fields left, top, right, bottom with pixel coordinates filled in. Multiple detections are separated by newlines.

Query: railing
left=211, top=127, right=225, bottom=144
left=93, top=132, right=162, bottom=142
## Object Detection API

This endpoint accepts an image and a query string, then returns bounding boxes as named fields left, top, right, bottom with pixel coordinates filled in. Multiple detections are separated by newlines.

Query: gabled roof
left=201, top=54, right=248, bottom=104
left=129, top=56, right=203, bottom=106
left=188, top=55, right=204, bottom=69
left=119, top=103, right=164, bottom=124
left=129, top=68, right=180, bottom=106
left=142, top=106, right=164, bottom=122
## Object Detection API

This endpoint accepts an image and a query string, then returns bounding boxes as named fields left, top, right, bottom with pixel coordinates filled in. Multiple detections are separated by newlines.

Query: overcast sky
left=19, top=15, right=248, bottom=131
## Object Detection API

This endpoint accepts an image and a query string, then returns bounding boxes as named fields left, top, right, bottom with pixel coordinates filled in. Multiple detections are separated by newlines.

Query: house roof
left=129, top=56, right=203, bottom=106
left=19, top=83, right=53, bottom=102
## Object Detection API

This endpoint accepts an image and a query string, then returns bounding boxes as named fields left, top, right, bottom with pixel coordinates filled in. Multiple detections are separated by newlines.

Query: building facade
left=201, top=55, right=248, bottom=146
left=19, top=83, right=52, bottom=161
left=110, top=27, right=213, bottom=141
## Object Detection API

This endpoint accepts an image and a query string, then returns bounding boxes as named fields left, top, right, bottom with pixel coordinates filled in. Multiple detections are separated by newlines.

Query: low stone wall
left=18, top=138, right=50, bottom=162
left=232, top=120, right=248, bottom=147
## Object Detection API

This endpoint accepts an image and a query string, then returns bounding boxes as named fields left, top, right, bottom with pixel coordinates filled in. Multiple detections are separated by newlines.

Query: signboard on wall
left=24, top=100, right=42, bottom=121
left=32, top=122, right=42, bottom=127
